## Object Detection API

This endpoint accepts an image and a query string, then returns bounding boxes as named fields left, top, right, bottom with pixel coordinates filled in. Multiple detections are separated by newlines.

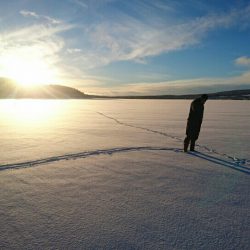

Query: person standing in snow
left=184, top=94, right=208, bottom=152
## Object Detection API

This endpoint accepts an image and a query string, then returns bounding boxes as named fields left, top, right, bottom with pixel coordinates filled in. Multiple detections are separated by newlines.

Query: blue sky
left=0, top=0, right=250, bottom=95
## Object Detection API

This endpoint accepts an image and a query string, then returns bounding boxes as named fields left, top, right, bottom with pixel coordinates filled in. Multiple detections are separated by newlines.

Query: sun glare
left=1, top=55, right=57, bottom=87
left=0, top=100, right=63, bottom=128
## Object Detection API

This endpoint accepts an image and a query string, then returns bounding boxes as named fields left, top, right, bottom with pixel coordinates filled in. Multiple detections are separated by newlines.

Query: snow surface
left=0, top=99, right=249, bottom=249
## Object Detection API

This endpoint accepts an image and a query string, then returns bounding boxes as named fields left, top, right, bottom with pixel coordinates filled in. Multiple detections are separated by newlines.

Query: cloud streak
left=235, top=56, right=250, bottom=66
left=0, top=18, right=75, bottom=84
left=72, top=4, right=250, bottom=69
left=20, top=10, right=61, bottom=24
left=82, top=70, right=250, bottom=96
left=72, top=0, right=88, bottom=9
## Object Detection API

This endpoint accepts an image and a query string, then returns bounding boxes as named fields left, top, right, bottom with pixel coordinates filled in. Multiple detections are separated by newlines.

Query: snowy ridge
left=0, top=146, right=181, bottom=171
left=97, top=112, right=250, bottom=167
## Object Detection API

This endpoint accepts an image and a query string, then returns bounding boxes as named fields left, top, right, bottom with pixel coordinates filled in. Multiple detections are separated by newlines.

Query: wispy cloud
left=235, top=56, right=250, bottom=66
left=1, top=23, right=72, bottom=46
left=71, top=0, right=116, bottom=10
left=83, top=73, right=250, bottom=96
left=0, top=19, right=75, bottom=83
left=20, top=10, right=61, bottom=24
left=149, top=1, right=175, bottom=12
left=80, top=59, right=250, bottom=95
left=67, top=48, right=82, bottom=53
left=72, top=4, right=250, bottom=69
left=72, top=0, right=88, bottom=9
left=20, top=10, right=39, bottom=18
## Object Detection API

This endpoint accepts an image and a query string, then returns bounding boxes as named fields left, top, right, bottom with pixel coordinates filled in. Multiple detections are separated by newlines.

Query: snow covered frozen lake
left=0, top=99, right=249, bottom=249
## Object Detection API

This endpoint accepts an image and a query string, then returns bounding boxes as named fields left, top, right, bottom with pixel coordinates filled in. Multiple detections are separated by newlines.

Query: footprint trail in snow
left=96, top=111, right=250, bottom=167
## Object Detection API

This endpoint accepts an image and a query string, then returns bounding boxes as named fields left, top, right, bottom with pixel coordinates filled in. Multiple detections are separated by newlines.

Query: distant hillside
left=0, top=78, right=249, bottom=99
left=0, top=78, right=90, bottom=99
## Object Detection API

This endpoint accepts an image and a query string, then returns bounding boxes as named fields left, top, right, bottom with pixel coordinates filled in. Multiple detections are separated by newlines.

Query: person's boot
left=184, top=138, right=189, bottom=152
left=190, top=141, right=195, bottom=151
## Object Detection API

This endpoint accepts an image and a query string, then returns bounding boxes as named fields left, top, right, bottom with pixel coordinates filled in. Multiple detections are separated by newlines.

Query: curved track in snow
left=1, top=145, right=249, bottom=174
left=0, top=146, right=181, bottom=171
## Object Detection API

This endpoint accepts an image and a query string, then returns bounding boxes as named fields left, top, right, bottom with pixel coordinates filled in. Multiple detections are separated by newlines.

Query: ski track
left=0, top=146, right=181, bottom=171
left=96, top=111, right=250, bottom=166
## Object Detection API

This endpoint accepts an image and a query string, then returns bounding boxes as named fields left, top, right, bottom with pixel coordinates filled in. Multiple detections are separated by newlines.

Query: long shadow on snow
left=188, top=151, right=250, bottom=175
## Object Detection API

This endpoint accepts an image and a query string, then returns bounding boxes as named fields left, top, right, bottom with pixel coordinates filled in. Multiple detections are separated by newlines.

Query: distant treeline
left=93, top=89, right=250, bottom=100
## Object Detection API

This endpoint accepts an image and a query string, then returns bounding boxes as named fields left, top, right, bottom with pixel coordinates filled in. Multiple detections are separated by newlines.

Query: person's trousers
left=184, top=136, right=196, bottom=152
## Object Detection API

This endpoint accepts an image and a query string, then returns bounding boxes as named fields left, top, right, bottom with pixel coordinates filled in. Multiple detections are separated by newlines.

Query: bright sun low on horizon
left=0, top=1, right=250, bottom=94
left=1, top=55, right=58, bottom=87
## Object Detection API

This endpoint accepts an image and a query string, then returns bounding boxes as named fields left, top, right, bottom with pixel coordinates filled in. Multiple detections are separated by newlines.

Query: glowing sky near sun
left=0, top=0, right=250, bottom=95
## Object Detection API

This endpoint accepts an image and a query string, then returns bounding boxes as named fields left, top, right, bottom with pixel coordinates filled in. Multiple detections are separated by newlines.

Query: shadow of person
left=188, top=151, right=250, bottom=175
